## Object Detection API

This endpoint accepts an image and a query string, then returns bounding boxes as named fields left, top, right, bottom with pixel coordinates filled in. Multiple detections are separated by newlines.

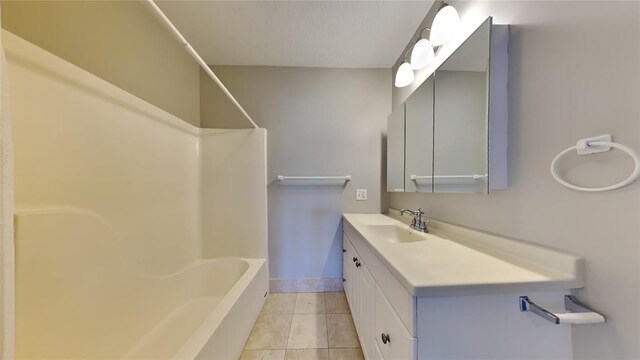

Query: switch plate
left=356, top=189, right=367, bottom=201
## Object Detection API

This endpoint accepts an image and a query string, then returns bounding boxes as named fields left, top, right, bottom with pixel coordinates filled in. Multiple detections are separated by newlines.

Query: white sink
left=365, top=224, right=428, bottom=243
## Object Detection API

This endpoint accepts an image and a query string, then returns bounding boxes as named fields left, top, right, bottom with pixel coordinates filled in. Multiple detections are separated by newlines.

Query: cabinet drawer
left=375, top=285, right=416, bottom=360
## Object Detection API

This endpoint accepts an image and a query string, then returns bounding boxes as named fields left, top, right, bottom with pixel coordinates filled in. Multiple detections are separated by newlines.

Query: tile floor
left=240, top=292, right=364, bottom=360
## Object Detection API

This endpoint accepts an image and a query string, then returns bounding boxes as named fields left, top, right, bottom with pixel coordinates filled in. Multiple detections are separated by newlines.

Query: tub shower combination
left=6, top=28, right=269, bottom=360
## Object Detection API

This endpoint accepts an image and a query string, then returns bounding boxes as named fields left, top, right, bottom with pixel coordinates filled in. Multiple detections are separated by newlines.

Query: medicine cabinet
left=387, top=17, right=508, bottom=194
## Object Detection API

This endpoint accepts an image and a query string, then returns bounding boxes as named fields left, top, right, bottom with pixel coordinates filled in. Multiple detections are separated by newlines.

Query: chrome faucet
left=399, top=208, right=429, bottom=233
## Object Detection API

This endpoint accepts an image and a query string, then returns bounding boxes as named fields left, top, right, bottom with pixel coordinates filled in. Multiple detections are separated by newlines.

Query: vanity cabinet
left=342, top=214, right=575, bottom=360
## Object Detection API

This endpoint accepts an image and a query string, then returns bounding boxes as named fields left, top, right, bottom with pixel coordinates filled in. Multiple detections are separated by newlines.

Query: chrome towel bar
left=519, top=295, right=605, bottom=325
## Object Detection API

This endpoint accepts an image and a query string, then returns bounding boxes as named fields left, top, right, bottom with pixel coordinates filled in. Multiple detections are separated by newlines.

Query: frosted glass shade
left=430, top=4, right=460, bottom=46
left=394, top=62, right=414, bottom=87
left=410, top=38, right=435, bottom=70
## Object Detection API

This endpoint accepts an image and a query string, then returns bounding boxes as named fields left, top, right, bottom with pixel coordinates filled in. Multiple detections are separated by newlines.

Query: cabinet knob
left=381, top=333, right=390, bottom=344
left=352, top=257, right=357, bottom=262
left=343, top=249, right=346, bottom=253
left=355, top=262, right=361, bottom=267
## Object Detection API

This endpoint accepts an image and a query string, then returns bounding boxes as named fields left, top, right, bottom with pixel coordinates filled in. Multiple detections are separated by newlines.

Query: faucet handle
left=418, top=218, right=430, bottom=233
left=416, top=208, right=424, bottom=216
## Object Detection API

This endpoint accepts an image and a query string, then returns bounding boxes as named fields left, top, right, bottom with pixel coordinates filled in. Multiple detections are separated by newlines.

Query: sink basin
left=365, top=224, right=427, bottom=243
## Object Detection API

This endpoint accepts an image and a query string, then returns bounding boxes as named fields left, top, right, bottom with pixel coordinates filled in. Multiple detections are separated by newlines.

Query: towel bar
left=411, top=174, right=487, bottom=181
left=519, top=295, right=605, bottom=325
left=277, top=175, right=351, bottom=182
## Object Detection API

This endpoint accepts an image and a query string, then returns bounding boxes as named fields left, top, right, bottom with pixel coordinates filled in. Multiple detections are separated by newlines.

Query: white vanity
left=342, top=212, right=589, bottom=360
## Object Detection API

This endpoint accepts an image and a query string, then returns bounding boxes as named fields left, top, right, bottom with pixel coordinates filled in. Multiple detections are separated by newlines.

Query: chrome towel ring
left=550, top=134, right=640, bottom=192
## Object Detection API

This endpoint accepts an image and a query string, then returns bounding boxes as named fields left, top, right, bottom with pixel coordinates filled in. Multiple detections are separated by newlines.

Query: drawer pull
left=381, top=333, right=390, bottom=344
left=355, top=261, right=361, bottom=267
left=342, top=248, right=346, bottom=253
left=353, top=257, right=358, bottom=262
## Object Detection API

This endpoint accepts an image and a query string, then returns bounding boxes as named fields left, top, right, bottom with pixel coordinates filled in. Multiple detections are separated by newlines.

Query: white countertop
left=342, top=213, right=584, bottom=297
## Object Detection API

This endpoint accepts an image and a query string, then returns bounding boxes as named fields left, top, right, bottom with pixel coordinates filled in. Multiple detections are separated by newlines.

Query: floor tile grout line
left=284, top=293, right=298, bottom=350
left=324, top=292, right=331, bottom=350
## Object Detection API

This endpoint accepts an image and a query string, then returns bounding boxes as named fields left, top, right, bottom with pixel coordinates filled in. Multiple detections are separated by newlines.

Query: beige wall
left=202, top=66, right=390, bottom=281
left=1, top=0, right=200, bottom=126
left=390, top=1, right=640, bottom=358
left=200, top=68, right=254, bottom=129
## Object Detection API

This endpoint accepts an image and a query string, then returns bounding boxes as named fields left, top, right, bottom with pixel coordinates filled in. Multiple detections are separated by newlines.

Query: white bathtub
left=15, top=210, right=268, bottom=360
left=126, top=258, right=268, bottom=360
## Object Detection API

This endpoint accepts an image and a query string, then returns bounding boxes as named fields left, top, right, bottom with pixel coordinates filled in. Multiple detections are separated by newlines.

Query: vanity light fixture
left=429, top=3, right=460, bottom=46
left=395, top=60, right=415, bottom=88
left=395, top=42, right=417, bottom=87
left=410, top=27, right=435, bottom=70
left=395, top=3, right=459, bottom=87
left=395, top=27, right=434, bottom=87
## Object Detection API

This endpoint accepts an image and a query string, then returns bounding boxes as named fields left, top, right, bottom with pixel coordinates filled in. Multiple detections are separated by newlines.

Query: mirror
left=386, top=103, right=405, bottom=192
left=386, top=16, right=507, bottom=194
left=405, top=76, right=434, bottom=192
left=433, top=17, right=491, bottom=193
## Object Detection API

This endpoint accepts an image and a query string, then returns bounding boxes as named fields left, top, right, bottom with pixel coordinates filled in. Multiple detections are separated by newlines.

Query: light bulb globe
left=394, top=62, right=415, bottom=88
left=430, top=4, right=460, bottom=46
left=410, top=38, right=435, bottom=70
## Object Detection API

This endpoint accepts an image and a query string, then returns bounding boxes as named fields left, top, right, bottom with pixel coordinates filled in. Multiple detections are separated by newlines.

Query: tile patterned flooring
left=240, top=292, right=364, bottom=360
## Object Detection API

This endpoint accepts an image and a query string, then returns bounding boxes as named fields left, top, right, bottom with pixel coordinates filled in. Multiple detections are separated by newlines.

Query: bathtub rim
left=171, top=257, right=266, bottom=360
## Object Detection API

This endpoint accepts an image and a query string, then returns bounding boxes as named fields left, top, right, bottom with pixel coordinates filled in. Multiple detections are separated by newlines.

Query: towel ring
left=550, top=139, right=640, bottom=192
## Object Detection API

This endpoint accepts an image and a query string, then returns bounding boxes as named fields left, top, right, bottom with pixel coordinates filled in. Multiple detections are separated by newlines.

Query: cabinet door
left=352, top=243, right=362, bottom=331
left=343, top=234, right=352, bottom=307
left=433, top=17, right=492, bottom=194
left=404, top=76, right=434, bottom=193
left=387, top=103, right=405, bottom=192
left=372, top=341, right=385, bottom=360
left=342, top=234, right=351, bottom=304
left=375, top=285, right=417, bottom=360
left=358, top=263, right=377, bottom=360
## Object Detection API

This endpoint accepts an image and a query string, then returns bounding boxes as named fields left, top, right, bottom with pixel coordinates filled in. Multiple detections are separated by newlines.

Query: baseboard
left=269, top=278, right=343, bottom=293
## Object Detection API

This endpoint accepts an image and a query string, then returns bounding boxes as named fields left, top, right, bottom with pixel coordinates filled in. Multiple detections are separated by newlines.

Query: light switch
left=356, top=189, right=367, bottom=201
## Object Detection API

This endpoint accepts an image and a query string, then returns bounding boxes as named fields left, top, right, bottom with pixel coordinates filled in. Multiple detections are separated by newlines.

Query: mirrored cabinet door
left=433, top=17, right=491, bottom=193
left=404, top=76, right=434, bottom=193
left=385, top=16, right=507, bottom=194
left=386, top=103, right=405, bottom=192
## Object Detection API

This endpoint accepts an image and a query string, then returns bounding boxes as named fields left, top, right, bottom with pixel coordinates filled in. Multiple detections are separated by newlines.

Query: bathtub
left=126, top=258, right=268, bottom=360
left=15, top=210, right=268, bottom=360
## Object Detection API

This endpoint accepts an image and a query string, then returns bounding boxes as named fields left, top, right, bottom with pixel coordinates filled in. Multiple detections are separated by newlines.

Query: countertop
left=342, top=213, right=584, bottom=297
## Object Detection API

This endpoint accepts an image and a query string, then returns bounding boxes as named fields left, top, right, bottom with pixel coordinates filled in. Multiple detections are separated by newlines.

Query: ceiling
left=156, top=0, right=435, bottom=68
